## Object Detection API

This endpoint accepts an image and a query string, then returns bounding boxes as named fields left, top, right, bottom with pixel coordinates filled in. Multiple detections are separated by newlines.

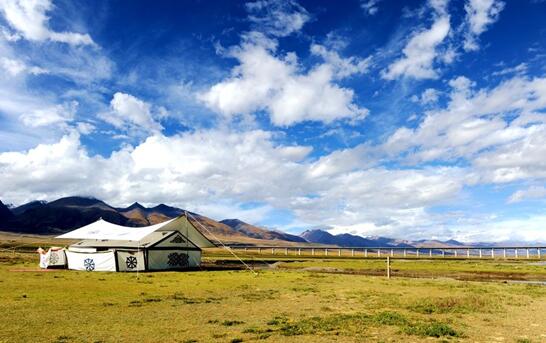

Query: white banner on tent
left=116, top=251, right=145, bottom=272
left=39, top=249, right=67, bottom=268
left=66, top=251, right=116, bottom=272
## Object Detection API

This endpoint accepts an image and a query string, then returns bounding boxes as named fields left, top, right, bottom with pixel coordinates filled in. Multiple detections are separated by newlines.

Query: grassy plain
left=1, top=250, right=545, bottom=342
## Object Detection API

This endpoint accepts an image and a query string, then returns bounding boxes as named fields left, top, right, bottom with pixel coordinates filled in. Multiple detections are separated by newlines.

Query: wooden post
left=479, top=249, right=482, bottom=258
left=403, top=249, right=407, bottom=257
left=351, top=249, right=354, bottom=257
left=325, top=248, right=328, bottom=256
left=454, top=250, right=458, bottom=257
left=244, top=247, right=247, bottom=253
left=515, top=249, right=519, bottom=259
left=312, top=248, right=315, bottom=256
left=491, top=249, right=494, bottom=259
left=378, top=249, right=381, bottom=257
left=338, top=249, right=341, bottom=257
left=429, top=249, right=432, bottom=257
left=441, top=249, right=445, bottom=258
left=467, top=249, right=470, bottom=258
left=258, top=247, right=262, bottom=255
left=272, top=247, right=275, bottom=255
left=298, top=248, right=301, bottom=256
left=364, top=249, right=368, bottom=258
left=503, top=249, right=506, bottom=259
left=387, top=256, right=391, bottom=279
left=416, top=249, right=420, bottom=258
left=285, top=248, right=288, bottom=256
left=391, top=249, right=394, bottom=257
left=526, top=248, right=530, bottom=259
left=538, top=248, right=542, bottom=259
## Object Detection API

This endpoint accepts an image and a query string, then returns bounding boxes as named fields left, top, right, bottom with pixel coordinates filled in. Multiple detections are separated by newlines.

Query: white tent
left=56, top=214, right=215, bottom=272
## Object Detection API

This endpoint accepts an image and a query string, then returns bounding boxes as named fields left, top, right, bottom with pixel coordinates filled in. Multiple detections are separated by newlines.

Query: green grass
left=0, top=250, right=545, bottom=342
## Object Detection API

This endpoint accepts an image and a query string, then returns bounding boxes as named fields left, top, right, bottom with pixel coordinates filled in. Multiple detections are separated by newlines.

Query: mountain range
left=1, top=196, right=537, bottom=247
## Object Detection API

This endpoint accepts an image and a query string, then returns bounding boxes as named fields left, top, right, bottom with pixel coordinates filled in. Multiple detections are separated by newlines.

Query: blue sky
left=1, top=0, right=546, bottom=242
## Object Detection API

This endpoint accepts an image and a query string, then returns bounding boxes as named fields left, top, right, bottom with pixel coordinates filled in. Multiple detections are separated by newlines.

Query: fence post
left=387, top=256, right=391, bottom=279
left=364, top=249, right=368, bottom=258
left=351, top=249, right=354, bottom=257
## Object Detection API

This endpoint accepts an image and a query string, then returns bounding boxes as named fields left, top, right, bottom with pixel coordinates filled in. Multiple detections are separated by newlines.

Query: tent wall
left=147, top=249, right=201, bottom=270
left=116, top=250, right=146, bottom=272
left=66, top=251, right=116, bottom=272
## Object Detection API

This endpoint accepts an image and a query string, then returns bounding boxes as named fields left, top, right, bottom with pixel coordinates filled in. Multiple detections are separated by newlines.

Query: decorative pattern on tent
left=84, top=258, right=95, bottom=271
left=170, top=235, right=185, bottom=244
left=126, top=256, right=138, bottom=269
left=167, top=253, right=189, bottom=267
left=49, top=253, right=59, bottom=265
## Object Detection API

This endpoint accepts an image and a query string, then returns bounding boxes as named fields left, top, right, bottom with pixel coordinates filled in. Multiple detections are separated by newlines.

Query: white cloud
left=245, top=0, right=309, bottom=37
left=508, top=186, right=546, bottom=204
left=0, top=129, right=464, bottom=238
left=1, top=127, right=544, bottom=241
left=412, top=88, right=440, bottom=105
left=0, top=57, right=47, bottom=76
left=384, top=75, right=546, bottom=165
left=361, top=0, right=380, bottom=15
left=463, top=0, right=505, bottom=51
left=100, top=92, right=163, bottom=133
left=0, top=0, right=95, bottom=46
left=382, top=1, right=450, bottom=80
left=200, top=37, right=368, bottom=126
left=492, top=63, right=527, bottom=77
left=19, top=101, right=77, bottom=127
left=310, top=44, right=371, bottom=78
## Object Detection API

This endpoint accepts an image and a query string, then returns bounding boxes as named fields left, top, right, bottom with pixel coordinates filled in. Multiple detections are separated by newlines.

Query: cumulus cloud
left=384, top=75, right=546, bottom=167
left=0, top=129, right=468, bottom=239
left=0, top=0, right=95, bottom=46
left=412, top=88, right=440, bottom=105
left=200, top=36, right=368, bottom=126
left=100, top=92, right=163, bottom=133
left=382, top=0, right=450, bottom=80
left=463, top=0, right=505, bottom=51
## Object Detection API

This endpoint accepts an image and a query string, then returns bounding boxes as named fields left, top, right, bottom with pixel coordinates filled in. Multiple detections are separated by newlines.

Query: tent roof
left=56, top=214, right=216, bottom=248
left=71, top=231, right=175, bottom=248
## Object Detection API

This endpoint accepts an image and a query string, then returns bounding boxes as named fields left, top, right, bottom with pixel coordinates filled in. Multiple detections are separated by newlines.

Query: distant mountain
left=301, top=229, right=414, bottom=247
left=11, top=200, right=47, bottom=215
left=220, top=219, right=306, bottom=243
left=0, top=196, right=302, bottom=244
left=0, top=200, right=14, bottom=222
